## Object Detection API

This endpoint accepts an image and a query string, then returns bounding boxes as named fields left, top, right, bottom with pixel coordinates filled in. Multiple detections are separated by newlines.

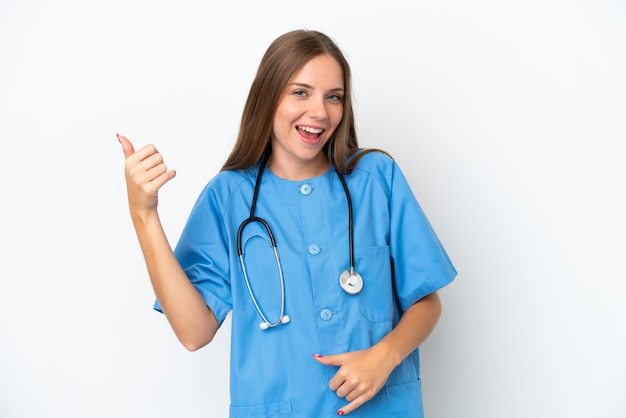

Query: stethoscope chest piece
left=339, top=269, right=363, bottom=295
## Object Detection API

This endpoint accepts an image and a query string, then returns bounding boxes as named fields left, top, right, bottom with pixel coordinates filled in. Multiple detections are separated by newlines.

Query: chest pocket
left=355, top=245, right=394, bottom=322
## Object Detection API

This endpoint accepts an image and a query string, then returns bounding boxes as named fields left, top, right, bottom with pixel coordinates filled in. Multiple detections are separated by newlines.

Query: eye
left=292, top=89, right=307, bottom=97
left=327, top=93, right=342, bottom=103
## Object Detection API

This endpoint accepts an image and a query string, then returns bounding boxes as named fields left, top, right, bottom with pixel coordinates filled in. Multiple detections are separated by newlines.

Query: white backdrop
left=1, top=1, right=625, bottom=417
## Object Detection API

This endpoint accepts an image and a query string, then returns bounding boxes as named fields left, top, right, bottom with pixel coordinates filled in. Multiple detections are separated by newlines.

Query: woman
left=119, top=29, right=456, bottom=417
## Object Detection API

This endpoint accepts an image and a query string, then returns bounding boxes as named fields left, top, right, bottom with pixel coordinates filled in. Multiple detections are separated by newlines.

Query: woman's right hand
left=117, top=133, right=177, bottom=218
left=117, top=133, right=217, bottom=349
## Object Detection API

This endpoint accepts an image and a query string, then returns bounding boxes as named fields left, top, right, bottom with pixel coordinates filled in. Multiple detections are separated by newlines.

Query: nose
left=307, top=97, right=328, bottom=120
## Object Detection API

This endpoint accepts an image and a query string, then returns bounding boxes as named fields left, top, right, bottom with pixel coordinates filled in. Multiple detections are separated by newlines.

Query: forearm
left=132, top=210, right=218, bottom=351
left=374, top=291, right=442, bottom=367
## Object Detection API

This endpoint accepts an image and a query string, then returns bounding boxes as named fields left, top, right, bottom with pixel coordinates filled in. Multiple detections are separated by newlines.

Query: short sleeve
left=387, top=159, right=457, bottom=311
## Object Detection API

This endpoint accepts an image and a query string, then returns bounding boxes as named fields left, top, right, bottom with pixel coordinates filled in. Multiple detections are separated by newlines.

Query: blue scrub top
left=155, top=151, right=457, bottom=417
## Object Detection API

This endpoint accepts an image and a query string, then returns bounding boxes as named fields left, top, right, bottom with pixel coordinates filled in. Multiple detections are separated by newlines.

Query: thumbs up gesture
left=117, top=133, right=177, bottom=218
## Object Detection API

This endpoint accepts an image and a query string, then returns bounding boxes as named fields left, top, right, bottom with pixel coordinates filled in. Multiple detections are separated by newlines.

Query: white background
left=1, top=1, right=625, bottom=417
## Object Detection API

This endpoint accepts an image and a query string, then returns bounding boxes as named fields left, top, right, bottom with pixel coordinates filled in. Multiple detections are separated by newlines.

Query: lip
left=296, top=124, right=325, bottom=145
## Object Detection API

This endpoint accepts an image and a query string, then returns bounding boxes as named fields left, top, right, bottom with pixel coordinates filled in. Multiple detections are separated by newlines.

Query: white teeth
left=298, top=126, right=323, bottom=134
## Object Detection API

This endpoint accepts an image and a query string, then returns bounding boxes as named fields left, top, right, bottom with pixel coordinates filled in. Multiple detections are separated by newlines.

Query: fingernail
left=116, top=133, right=121, bottom=143
left=312, top=354, right=323, bottom=358
left=337, top=410, right=344, bottom=416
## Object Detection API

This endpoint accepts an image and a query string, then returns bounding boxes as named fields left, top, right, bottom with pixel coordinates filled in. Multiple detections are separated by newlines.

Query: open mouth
left=297, top=125, right=324, bottom=141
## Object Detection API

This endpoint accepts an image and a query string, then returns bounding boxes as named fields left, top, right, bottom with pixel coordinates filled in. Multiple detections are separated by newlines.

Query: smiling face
left=268, top=54, right=344, bottom=180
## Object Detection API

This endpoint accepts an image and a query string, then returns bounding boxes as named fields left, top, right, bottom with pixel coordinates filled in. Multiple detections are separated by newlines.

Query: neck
left=267, top=155, right=329, bottom=180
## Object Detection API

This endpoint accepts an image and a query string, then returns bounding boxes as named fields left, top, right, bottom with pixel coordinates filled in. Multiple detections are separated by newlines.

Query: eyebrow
left=287, top=82, right=345, bottom=93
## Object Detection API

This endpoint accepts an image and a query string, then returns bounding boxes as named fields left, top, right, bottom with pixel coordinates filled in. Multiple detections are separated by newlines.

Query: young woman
left=119, top=29, right=456, bottom=417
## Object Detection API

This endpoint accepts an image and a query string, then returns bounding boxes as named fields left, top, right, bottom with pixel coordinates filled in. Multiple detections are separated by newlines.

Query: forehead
left=288, top=54, right=344, bottom=87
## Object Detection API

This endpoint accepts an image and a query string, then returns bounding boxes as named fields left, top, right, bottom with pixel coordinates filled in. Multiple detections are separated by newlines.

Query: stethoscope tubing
left=335, top=168, right=355, bottom=275
left=237, top=154, right=359, bottom=329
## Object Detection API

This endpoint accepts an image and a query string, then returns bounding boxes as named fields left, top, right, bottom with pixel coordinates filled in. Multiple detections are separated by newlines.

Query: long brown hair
left=221, top=29, right=368, bottom=174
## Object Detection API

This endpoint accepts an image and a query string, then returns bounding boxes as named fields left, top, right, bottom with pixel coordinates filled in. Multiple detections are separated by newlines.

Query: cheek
left=274, top=105, right=299, bottom=129
left=272, top=109, right=291, bottom=135
left=330, top=108, right=344, bottom=129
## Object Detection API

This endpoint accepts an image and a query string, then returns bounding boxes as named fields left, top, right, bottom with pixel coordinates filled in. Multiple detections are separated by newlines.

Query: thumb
left=116, top=133, right=135, bottom=158
left=312, top=353, right=345, bottom=366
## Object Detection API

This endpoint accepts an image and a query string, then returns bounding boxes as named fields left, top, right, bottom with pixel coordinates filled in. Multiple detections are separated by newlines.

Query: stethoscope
left=237, top=155, right=363, bottom=330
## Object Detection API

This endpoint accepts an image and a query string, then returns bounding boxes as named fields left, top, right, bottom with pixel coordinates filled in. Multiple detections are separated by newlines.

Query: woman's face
left=269, top=54, right=344, bottom=180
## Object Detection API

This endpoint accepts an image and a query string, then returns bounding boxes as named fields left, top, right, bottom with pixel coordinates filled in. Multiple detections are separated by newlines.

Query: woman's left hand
left=313, top=346, right=397, bottom=415
left=313, top=293, right=442, bottom=415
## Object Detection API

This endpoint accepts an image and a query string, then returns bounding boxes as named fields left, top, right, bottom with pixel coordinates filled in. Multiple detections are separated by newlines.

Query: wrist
left=130, top=208, right=161, bottom=228
left=372, top=338, right=404, bottom=369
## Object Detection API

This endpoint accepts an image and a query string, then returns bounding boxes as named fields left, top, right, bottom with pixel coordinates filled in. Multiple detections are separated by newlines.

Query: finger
left=128, top=152, right=165, bottom=178
left=312, top=353, right=343, bottom=367
left=314, top=354, right=350, bottom=392
left=337, top=394, right=368, bottom=416
left=139, top=162, right=168, bottom=184
left=335, top=380, right=355, bottom=398
left=150, top=168, right=177, bottom=190
left=117, top=133, right=135, bottom=158
left=328, top=367, right=350, bottom=392
left=135, top=168, right=177, bottom=197
left=128, top=143, right=162, bottom=167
